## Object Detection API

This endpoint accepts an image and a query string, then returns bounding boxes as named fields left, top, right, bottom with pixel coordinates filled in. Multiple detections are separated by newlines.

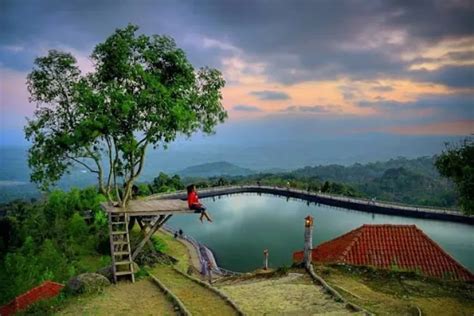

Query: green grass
left=314, top=264, right=474, bottom=315
left=55, top=279, right=176, bottom=316
left=216, top=268, right=352, bottom=315
left=153, top=230, right=191, bottom=273
left=150, top=264, right=237, bottom=315
left=75, top=255, right=111, bottom=273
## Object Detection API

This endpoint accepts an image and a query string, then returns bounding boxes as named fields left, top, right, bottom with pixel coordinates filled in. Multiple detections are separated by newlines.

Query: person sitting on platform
left=187, top=184, right=212, bottom=223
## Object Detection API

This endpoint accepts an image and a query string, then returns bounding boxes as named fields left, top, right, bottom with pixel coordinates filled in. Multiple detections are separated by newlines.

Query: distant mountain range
left=0, top=151, right=455, bottom=208
left=177, top=161, right=255, bottom=177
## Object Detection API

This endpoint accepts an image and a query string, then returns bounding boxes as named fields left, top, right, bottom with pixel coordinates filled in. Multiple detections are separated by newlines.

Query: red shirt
left=187, top=191, right=199, bottom=207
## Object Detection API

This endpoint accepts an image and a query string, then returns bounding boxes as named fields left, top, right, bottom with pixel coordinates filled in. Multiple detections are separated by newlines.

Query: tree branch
left=66, top=155, right=99, bottom=173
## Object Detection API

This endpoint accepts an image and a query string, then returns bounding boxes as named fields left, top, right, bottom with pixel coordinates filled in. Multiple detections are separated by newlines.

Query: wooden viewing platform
left=101, top=198, right=195, bottom=283
left=102, top=199, right=191, bottom=216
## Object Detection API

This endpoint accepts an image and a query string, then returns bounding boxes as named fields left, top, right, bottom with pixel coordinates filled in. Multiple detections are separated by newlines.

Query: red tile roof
left=0, top=281, right=64, bottom=316
left=293, top=224, right=474, bottom=282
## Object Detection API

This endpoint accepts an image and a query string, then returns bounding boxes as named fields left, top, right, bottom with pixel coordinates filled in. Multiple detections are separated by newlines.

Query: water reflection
left=167, top=193, right=474, bottom=273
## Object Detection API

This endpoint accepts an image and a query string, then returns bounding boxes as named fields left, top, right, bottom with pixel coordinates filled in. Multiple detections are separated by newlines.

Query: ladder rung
left=115, top=261, right=132, bottom=265
left=113, top=251, right=130, bottom=256
left=112, top=222, right=126, bottom=225
left=116, top=271, right=133, bottom=276
left=112, top=231, right=128, bottom=235
left=113, top=241, right=129, bottom=245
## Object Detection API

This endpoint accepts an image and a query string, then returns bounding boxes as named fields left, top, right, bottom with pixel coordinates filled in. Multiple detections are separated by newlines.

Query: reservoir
left=167, top=193, right=474, bottom=273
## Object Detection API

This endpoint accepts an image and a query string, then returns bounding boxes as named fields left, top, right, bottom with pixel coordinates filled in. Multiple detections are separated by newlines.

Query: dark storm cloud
left=185, top=0, right=474, bottom=85
left=1, top=0, right=473, bottom=87
left=233, top=104, right=262, bottom=112
left=249, top=90, right=290, bottom=100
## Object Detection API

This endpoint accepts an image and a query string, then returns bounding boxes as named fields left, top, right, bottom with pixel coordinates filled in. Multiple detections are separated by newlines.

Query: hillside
left=191, top=156, right=458, bottom=208
left=289, top=156, right=457, bottom=207
left=177, top=161, right=255, bottom=178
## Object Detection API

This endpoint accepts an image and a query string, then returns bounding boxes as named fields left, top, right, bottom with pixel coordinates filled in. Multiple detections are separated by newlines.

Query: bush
left=0, top=187, right=112, bottom=304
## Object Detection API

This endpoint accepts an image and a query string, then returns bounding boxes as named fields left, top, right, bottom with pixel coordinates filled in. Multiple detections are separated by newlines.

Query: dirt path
left=150, top=264, right=238, bottom=316
left=57, top=279, right=177, bottom=316
left=217, top=272, right=357, bottom=315
left=158, top=229, right=202, bottom=272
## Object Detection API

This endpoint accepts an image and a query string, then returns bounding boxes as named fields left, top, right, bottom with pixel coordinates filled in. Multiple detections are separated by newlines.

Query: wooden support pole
left=132, top=214, right=172, bottom=260
left=137, top=218, right=158, bottom=255
left=304, top=215, right=314, bottom=269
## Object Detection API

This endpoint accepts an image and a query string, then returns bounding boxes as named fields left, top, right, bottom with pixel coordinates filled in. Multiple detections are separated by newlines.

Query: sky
left=0, top=0, right=473, bottom=155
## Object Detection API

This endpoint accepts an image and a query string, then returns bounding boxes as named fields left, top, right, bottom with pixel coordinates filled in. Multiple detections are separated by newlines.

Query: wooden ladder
left=108, top=212, right=135, bottom=283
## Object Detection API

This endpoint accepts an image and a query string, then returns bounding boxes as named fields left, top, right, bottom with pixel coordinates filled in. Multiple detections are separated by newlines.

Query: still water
left=167, top=193, right=474, bottom=273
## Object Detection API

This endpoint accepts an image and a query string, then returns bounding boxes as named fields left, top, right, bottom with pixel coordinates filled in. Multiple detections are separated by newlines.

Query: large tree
left=25, top=25, right=227, bottom=206
left=435, top=137, right=473, bottom=214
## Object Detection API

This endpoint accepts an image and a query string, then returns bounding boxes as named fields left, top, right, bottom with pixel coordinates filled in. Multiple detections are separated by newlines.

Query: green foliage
left=321, top=181, right=330, bottom=193
left=150, top=172, right=185, bottom=193
left=3, top=237, right=71, bottom=303
left=435, top=137, right=474, bottom=214
left=152, top=235, right=168, bottom=253
left=136, top=183, right=152, bottom=196
left=69, top=212, right=88, bottom=240
left=25, top=24, right=227, bottom=207
left=289, top=156, right=455, bottom=206
left=0, top=187, right=111, bottom=305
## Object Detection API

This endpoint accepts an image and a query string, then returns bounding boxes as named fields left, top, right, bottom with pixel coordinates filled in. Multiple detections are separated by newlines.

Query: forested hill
left=289, top=156, right=456, bottom=207
left=291, top=156, right=442, bottom=183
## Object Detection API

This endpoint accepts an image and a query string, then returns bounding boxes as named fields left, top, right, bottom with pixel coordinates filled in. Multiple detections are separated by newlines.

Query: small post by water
left=304, top=215, right=314, bottom=268
left=263, top=249, right=269, bottom=270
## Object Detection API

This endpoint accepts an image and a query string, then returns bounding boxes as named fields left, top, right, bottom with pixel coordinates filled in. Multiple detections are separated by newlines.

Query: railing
left=149, top=184, right=472, bottom=224
left=162, top=224, right=241, bottom=276
left=149, top=184, right=459, bottom=213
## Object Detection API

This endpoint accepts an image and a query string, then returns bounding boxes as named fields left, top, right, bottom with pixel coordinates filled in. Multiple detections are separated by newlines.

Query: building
left=293, top=224, right=473, bottom=282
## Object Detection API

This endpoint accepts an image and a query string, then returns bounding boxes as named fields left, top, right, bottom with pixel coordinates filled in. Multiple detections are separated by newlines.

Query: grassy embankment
left=26, top=228, right=474, bottom=316
left=54, top=229, right=238, bottom=316
left=215, top=268, right=357, bottom=315
left=313, top=264, right=474, bottom=315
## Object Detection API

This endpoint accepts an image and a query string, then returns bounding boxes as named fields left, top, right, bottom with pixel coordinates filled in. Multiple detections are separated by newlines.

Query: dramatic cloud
left=233, top=104, right=262, bottom=112
left=358, top=94, right=474, bottom=121
left=1, top=0, right=472, bottom=144
left=250, top=90, right=290, bottom=100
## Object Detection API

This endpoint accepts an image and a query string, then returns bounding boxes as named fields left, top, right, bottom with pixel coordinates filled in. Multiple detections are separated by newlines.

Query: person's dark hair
left=187, top=184, right=195, bottom=194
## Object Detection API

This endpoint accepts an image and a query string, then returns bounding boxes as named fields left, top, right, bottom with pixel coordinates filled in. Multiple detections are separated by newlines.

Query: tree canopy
left=435, top=137, right=474, bottom=214
left=25, top=24, right=227, bottom=205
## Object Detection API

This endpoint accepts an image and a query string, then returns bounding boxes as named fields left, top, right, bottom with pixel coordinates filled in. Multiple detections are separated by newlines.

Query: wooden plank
left=101, top=199, right=192, bottom=216
left=125, top=214, right=135, bottom=283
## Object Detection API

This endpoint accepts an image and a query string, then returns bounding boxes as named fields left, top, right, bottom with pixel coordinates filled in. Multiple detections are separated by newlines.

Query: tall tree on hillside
left=435, top=137, right=474, bottom=214
left=25, top=24, right=227, bottom=206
